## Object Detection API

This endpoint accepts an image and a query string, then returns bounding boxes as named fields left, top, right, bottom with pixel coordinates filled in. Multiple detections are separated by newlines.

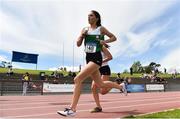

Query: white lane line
left=1, top=94, right=180, bottom=106
left=6, top=100, right=180, bottom=118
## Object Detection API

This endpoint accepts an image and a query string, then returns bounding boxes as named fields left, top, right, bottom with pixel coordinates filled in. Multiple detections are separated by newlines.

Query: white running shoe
left=57, top=108, right=76, bottom=117
left=120, top=82, right=128, bottom=96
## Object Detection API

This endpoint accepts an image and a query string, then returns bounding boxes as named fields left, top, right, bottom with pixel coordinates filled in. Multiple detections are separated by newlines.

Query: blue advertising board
left=12, top=51, right=38, bottom=64
left=127, top=84, right=145, bottom=92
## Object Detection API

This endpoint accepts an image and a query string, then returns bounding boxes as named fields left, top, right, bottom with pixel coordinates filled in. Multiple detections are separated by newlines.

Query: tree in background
left=123, top=69, right=129, bottom=73
left=130, top=61, right=161, bottom=74
left=131, top=61, right=143, bottom=73
left=0, top=61, right=5, bottom=68
left=0, top=61, right=12, bottom=68
left=149, top=62, right=161, bottom=74
left=144, top=66, right=152, bottom=74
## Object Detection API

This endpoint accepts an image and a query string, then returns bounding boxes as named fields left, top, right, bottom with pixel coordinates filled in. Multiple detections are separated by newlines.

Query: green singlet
left=84, top=35, right=104, bottom=53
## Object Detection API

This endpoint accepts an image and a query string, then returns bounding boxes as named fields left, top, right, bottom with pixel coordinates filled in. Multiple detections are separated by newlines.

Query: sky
left=0, top=0, right=180, bottom=73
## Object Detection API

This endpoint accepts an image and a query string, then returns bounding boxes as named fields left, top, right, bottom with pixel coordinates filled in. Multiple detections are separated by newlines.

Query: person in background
left=22, top=72, right=31, bottom=96
left=7, top=66, right=13, bottom=76
left=130, top=67, right=133, bottom=75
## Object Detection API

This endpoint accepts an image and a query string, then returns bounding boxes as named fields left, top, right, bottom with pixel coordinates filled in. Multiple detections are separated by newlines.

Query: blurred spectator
left=22, top=72, right=31, bottom=96
left=164, top=68, right=167, bottom=74
left=59, top=67, right=63, bottom=71
left=54, top=71, right=59, bottom=79
left=115, top=73, right=124, bottom=84
left=79, top=65, right=81, bottom=72
left=51, top=72, right=56, bottom=78
left=172, top=69, right=177, bottom=79
left=53, top=79, right=58, bottom=84
left=59, top=72, right=64, bottom=78
left=123, top=77, right=132, bottom=84
left=6, top=66, right=13, bottom=76
left=117, top=72, right=121, bottom=77
left=142, top=73, right=153, bottom=80
left=45, top=75, right=49, bottom=81
left=127, top=77, right=132, bottom=84
left=155, top=67, right=159, bottom=75
left=63, top=67, right=67, bottom=72
left=153, top=76, right=167, bottom=84
left=130, top=67, right=133, bottom=75
left=40, top=72, right=45, bottom=80
left=150, top=75, right=156, bottom=83
left=68, top=71, right=72, bottom=77
left=72, top=72, right=76, bottom=77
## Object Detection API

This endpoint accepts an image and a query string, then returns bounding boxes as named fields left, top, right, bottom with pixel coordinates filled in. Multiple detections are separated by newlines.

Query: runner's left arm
left=102, top=46, right=113, bottom=63
left=100, top=26, right=117, bottom=45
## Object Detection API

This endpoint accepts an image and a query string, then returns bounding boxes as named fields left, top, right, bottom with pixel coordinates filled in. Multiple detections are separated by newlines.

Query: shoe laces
left=64, top=108, right=71, bottom=112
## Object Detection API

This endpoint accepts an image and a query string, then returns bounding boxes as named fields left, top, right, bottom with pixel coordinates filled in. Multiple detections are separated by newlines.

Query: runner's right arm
left=77, top=28, right=88, bottom=47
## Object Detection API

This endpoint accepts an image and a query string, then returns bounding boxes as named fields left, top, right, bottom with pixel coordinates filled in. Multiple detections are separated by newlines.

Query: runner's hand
left=82, top=28, right=88, bottom=38
left=100, top=40, right=108, bottom=46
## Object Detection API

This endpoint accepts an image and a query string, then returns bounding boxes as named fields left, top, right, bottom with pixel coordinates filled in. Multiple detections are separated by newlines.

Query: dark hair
left=91, top=10, right=101, bottom=27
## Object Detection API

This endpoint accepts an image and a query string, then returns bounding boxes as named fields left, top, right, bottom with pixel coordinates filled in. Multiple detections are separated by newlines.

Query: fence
left=0, top=80, right=43, bottom=96
left=0, top=78, right=180, bottom=96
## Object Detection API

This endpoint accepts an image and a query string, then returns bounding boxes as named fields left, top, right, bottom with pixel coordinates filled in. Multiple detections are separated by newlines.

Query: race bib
left=85, top=42, right=97, bottom=53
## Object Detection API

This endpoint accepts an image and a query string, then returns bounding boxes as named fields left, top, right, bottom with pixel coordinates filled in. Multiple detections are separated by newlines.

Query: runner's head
left=88, top=10, right=101, bottom=27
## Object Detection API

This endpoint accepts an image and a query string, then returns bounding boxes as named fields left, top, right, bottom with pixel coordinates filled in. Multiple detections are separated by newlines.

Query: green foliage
left=0, top=67, right=67, bottom=76
left=144, top=66, right=152, bottom=74
left=111, top=73, right=142, bottom=78
left=124, top=109, right=180, bottom=118
left=1, top=68, right=179, bottom=79
left=131, top=61, right=142, bottom=73
left=130, top=61, right=162, bottom=74
left=123, top=69, right=129, bottom=73
left=111, top=72, right=180, bottom=78
left=0, top=61, right=11, bottom=68
left=136, top=109, right=180, bottom=118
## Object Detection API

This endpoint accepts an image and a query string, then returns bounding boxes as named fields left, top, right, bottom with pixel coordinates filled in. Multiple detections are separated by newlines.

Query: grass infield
left=124, top=109, right=180, bottom=118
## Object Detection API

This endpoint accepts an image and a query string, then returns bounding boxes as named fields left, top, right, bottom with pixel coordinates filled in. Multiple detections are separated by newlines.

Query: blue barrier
left=127, top=84, right=145, bottom=92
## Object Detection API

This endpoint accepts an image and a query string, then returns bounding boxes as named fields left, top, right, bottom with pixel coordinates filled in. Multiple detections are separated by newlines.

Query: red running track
left=0, top=91, right=180, bottom=118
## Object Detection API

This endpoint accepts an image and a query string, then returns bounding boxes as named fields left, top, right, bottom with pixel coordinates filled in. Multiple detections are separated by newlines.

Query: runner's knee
left=91, top=84, right=97, bottom=91
left=74, top=76, right=82, bottom=85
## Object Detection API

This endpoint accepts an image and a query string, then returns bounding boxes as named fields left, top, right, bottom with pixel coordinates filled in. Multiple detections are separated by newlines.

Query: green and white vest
left=84, top=26, right=104, bottom=53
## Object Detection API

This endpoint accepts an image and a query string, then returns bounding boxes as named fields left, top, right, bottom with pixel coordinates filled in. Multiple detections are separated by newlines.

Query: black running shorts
left=99, top=65, right=111, bottom=75
left=86, top=51, right=102, bottom=66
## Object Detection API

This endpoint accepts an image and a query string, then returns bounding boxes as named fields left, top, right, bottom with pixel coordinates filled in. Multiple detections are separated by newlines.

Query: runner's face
left=88, top=12, right=97, bottom=25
